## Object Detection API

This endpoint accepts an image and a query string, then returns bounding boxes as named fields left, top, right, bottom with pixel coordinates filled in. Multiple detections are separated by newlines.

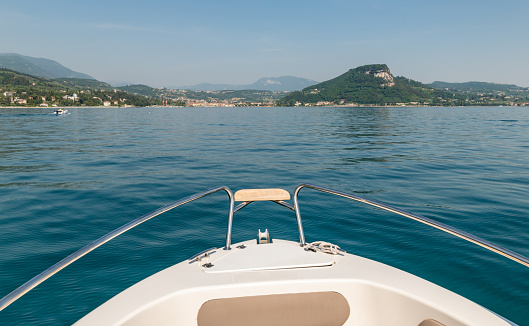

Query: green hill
left=0, top=53, right=94, bottom=79
left=0, top=68, right=72, bottom=91
left=0, top=68, right=162, bottom=107
left=53, top=78, right=114, bottom=91
left=277, top=64, right=458, bottom=106
left=118, top=84, right=163, bottom=97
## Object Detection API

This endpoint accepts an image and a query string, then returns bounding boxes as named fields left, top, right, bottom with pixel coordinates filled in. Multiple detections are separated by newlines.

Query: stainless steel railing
left=293, top=183, right=529, bottom=268
left=2, top=183, right=528, bottom=313
left=0, top=186, right=234, bottom=312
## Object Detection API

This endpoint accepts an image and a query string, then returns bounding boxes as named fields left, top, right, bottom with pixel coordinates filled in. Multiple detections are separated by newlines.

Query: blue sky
left=2, top=0, right=529, bottom=87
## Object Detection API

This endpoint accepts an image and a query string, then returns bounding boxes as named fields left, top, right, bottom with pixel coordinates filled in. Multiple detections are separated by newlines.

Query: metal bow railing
left=292, top=183, right=529, bottom=268
left=2, top=183, right=528, bottom=313
left=0, top=186, right=234, bottom=312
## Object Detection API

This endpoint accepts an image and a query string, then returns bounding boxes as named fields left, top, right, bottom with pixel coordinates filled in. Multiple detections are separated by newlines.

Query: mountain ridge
left=0, top=53, right=94, bottom=80
left=2, top=54, right=529, bottom=107
left=0, top=68, right=163, bottom=107
left=178, top=76, right=318, bottom=92
left=278, top=64, right=466, bottom=106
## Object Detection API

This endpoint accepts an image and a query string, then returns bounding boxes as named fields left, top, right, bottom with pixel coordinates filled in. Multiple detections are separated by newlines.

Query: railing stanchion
left=224, top=192, right=235, bottom=250
left=293, top=186, right=306, bottom=246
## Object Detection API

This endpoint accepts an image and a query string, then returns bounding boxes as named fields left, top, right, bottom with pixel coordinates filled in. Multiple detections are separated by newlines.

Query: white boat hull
left=74, top=239, right=510, bottom=326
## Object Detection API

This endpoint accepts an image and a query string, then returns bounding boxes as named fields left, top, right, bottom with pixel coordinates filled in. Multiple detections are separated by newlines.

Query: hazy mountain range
left=177, top=76, right=318, bottom=92
left=0, top=53, right=317, bottom=92
left=2, top=53, right=528, bottom=96
left=0, top=53, right=94, bottom=80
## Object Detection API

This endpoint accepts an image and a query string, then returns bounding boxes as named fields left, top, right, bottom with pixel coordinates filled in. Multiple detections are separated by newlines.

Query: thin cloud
left=94, top=23, right=169, bottom=34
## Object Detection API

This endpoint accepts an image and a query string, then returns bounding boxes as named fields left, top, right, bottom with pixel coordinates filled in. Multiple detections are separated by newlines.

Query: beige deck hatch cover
left=198, top=291, right=350, bottom=326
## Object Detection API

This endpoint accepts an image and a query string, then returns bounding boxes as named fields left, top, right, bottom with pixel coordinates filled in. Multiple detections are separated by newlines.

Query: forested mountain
left=118, top=84, right=163, bottom=97
left=0, top=53, right=94, bottom=79
left=0, top=68, right=162, bottom=107
left=277, top=64, right=458, bottom=106
left=53, top=78, right=115, bottom=90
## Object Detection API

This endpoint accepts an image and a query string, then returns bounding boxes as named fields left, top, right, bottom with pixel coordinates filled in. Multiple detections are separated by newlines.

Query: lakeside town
left=0, top=89, right=285, bottom=107
left=3, top=87, right=529, bottom=108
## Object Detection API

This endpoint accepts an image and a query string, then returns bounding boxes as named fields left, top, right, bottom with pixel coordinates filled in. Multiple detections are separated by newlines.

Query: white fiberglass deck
left=74, top=239, right=510, bottom=326
left=205, top=241, right=334, bottom=273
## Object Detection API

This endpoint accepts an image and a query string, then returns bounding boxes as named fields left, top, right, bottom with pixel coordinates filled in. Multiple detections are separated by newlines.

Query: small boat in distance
left=0, top=184, right=527, bottom=325
left=53, top=108, right=68, bottom=115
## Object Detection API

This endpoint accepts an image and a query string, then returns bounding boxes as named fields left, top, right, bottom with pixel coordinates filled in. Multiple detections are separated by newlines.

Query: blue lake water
left=1, top=106, right=528, bottom=325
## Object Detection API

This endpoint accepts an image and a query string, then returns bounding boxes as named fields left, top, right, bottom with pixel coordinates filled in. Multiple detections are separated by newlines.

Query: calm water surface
left=1, top=106, right=528, bottom=325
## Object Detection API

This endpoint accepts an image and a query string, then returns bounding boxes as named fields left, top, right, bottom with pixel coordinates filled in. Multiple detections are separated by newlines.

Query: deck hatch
left=197, top=291, right=350, bottom=326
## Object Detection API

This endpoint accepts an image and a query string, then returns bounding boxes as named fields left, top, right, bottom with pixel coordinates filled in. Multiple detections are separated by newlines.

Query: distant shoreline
left=2, top=105, right=525, bottom=109
left=1, top=106, right=118, bottom=109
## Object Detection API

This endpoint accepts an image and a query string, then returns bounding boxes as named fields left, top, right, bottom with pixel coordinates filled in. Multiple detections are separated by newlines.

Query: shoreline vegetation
left=2, top=104, right=525, bottom=110
left=2, top=65, right=529, bottom=108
